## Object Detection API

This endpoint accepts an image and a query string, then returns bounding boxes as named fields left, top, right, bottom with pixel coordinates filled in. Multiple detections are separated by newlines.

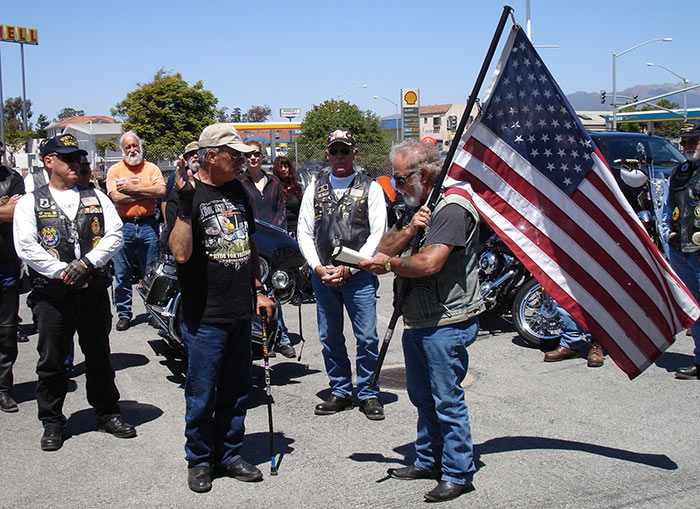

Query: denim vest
left=400, top=194, right=484, bottom=329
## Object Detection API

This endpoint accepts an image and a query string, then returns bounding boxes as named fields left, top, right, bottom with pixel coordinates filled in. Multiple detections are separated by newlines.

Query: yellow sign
left=0, top=25, right=38, bottom=45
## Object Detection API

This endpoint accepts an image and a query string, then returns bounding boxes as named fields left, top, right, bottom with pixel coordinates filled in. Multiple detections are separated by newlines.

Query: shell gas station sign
left=401, top=88, right=420, bottom=141
left=0, top=25, right=38, bottom=44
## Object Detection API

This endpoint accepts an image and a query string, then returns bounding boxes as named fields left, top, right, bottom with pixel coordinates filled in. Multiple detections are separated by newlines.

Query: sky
left=0, top=0, right=696, bottom=125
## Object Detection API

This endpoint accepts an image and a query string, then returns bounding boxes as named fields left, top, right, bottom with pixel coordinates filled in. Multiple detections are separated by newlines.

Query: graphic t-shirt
left=167, top=178, right=257, bottom=324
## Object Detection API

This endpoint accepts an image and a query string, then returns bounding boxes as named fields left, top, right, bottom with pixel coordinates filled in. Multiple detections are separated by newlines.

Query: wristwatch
left=384, top=257, right=393, bottom=272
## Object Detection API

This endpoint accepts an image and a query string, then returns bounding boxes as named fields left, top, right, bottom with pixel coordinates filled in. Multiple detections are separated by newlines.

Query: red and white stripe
left=446, top=123, right=699, bottom=379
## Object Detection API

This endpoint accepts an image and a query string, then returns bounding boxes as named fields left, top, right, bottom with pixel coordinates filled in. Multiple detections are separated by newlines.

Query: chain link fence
left=139, top=141, right=396, bottom=181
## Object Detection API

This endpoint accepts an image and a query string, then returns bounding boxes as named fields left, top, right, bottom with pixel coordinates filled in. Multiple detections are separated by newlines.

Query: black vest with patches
left=313, top=172, right=371, bottom=266
left=668, top=160, right=700, bottom=252
left=31, top=167, right=47, bottom=190
left=30, top=185, right=110, bottom=293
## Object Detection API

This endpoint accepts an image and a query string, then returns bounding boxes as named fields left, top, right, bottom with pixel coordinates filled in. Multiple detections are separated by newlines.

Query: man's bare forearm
left=377, top=224, right=419, bottom=256
left=168, top=217, right=193, bottom=263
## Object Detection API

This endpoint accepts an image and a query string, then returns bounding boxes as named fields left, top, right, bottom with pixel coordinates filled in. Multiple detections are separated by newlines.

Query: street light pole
left=337, top=84, right=367, bottom=98
left=373, top=95, right=400, bottom=142
left=612, top=37, right=672, bottom=130
left=646, top=62, right=689, bottom=120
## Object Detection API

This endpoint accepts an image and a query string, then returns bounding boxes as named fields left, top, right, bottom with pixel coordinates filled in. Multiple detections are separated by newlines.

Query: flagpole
left=369, top=4, right=515, bottom=390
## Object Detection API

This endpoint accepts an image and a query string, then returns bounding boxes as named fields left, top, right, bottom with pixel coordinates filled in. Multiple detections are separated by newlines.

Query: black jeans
left=34, top=285, right=120, bottom=425
left=0, top=285, right=19, bottom=393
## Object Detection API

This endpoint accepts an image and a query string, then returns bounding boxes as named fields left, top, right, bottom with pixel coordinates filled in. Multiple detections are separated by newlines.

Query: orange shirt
left=106, top=160, right=164, bottom=218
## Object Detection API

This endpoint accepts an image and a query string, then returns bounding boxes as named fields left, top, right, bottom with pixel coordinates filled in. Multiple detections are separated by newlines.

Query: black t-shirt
left=398, top=203, right=475, bottom=249
left=166, top=178, right=257, bottom=324
left=0, top=165, right=25, bottom=262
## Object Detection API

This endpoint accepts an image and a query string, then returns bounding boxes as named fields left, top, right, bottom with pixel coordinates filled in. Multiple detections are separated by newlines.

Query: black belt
left=121, top=215, right=156, bottom=223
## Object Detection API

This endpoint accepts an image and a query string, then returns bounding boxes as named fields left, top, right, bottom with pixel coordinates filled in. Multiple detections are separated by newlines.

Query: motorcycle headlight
left=259, top=257, right=270, bottom=284
left=271, top=270, right=291, bottom=290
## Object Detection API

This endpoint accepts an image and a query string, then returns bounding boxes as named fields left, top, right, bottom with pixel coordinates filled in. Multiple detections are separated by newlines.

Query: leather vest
left=399, top=194, right=485, bottom=329
left=313, top=172, right=372, bottom=266
left=31, top=167, right=47, bottom=190
left=0, top=165, right=20, bottom=263
left=29, top=185, right=110, bottom=294
left=668, top=160, right=700, bottom=252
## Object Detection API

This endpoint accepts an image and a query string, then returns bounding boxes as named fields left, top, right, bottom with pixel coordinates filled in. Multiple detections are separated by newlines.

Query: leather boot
left=587, top=341, right=604, bottom=367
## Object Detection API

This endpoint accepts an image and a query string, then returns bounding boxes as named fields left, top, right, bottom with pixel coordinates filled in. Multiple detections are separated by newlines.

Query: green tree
left=293, top=100, right=390, bottom=174
left=112, top=69, right=221, bottom=155
left=242, top=105, right=272, bottom=122
left=95, top=136, right=119, bottom=158
left=34, top=113, right=49, bottom=138
left=55, top=107, right=84, bottom=122
left=617, top=99, right=683, bottom=137
left=4, top=97, right=33, bottom=130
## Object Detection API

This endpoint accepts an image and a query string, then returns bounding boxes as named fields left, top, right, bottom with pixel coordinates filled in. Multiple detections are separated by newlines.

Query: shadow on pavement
left=241, top=430, right=295, bottom=471
left=147, top=339, right=186, bottom=387
left=655, top=351, right=695, bottom=373
left=64, top=399, right=164, bottom=439
left=473, top=436, right=677, bottom=470
left=12, top=378, right=77, bottom=404
left=310, top=388, right=399, bottom=409
left=70, top=352, right=150, bottom=378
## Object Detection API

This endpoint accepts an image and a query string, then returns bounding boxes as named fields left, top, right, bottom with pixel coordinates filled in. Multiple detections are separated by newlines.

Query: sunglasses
left=393, top=169, right=418, bottom=186
left=53, top=153, right=82, bottom=164
left=328, top=148, right=351, bottom=156
left=245, top=151, right=262, bottom=158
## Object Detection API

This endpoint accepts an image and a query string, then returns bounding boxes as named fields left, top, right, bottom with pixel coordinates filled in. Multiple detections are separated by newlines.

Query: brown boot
left=543, top=346, right=579, bottom=362
left=587, top=341, right=604, bottom=367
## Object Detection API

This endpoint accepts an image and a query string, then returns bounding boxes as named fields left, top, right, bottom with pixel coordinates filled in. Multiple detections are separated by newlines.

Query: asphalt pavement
left=1, top=273, right=699, bottom=508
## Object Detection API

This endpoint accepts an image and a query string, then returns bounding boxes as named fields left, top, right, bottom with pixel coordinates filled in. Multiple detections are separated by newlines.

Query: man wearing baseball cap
left=13, top=134, right=136, bottom=450
left=297, top=129, right=387, bottom=419
left=664, top=119, right=700, bottom=380
left=166, top=123, right=275, bottom=492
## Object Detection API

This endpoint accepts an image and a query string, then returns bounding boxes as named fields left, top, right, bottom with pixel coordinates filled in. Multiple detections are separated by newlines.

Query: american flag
left=445, top=26, right=699, bottom=379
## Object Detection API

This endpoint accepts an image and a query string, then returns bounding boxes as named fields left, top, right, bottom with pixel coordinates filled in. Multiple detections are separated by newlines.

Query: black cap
left=327, top=129, right=355, bottom=148
left=679, top=120, right=700, bottom=138
left=40, top=134, right=88, bottom=158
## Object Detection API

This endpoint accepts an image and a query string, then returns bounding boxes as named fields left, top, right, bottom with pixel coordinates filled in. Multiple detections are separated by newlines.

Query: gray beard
left=403, top=179, right=425, bottom=207
left=124, top=151, right=143, bottom=166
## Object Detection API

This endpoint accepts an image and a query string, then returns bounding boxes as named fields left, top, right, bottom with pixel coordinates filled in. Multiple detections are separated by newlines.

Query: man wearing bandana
left=13, top=134, right=136, bottom=451
left=664, top=119, right=700, bottom=380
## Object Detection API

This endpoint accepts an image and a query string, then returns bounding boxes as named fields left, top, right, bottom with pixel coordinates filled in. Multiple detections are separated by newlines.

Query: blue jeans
left=556, top=305, right=591, bottom=354
left=402, top=318, right=478, bottom=485
left=311, top=270, right=379, bottom=400
left=669, top=248, right=700, bottom=364
left=181, top=319, right=252, bottom=468
left=113, top=218, right=160, bottom=319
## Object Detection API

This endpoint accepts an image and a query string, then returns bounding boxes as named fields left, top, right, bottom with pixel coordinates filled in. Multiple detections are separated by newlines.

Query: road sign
left=280, top=108, right=301, bottom=119
left=401, top=89, right=420, bottom=141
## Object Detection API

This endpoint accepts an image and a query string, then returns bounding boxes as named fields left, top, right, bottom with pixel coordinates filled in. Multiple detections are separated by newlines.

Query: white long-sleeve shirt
left=297, top=171, right=387, bottom=272
left=13, top=186, right=123, bottom=279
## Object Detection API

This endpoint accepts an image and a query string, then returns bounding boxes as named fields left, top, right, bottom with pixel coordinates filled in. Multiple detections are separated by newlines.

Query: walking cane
left=259, top=307, right=278, bottom=475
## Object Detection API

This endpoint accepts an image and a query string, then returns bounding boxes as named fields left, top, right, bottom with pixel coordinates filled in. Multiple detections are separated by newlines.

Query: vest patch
left=81, top=196, right=100, bottom=207
left=40, top=226, right=60, bottom=247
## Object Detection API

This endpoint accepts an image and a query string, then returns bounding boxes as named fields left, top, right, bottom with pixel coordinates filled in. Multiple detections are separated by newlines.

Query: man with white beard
left=106, top=131, right=165, bottom=330
left=664, top=119, right=700, bottom=380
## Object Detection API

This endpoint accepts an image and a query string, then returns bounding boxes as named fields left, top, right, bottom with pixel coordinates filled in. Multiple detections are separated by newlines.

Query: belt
left=121, top=215, right=156, bottom=223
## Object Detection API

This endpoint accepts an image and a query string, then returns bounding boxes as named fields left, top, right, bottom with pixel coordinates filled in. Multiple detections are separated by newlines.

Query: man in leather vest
left=297, top=129, right=387, bottom=419
left=360, top=140, right=483, bottom=503
left=0, top=143, right=24, bottom=413
left=13, top=134, right=136, bottom=451
left=664, top=119, right=700, bottom=380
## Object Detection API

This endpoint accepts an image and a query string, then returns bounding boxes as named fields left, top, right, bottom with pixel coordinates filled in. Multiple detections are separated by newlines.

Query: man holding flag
left=360, top=140, right=483, bottom=503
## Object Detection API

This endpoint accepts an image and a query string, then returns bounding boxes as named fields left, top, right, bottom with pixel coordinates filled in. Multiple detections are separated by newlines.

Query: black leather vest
left=31, top=168, right=47, bottom=190
left=0, top=165, right=20, bottom=263
left=29, top=185, right=110, bottom=293
left=668, top=160, right=700, bottom=252
left=313, top=172, right=371, bottom=266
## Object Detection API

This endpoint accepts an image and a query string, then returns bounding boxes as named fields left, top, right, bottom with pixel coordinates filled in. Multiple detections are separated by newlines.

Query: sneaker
left=116, top=317, right=131, bottom=331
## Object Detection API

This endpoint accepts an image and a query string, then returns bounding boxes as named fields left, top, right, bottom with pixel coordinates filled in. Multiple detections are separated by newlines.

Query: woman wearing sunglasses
left=272, top=156, right=303, bottom=238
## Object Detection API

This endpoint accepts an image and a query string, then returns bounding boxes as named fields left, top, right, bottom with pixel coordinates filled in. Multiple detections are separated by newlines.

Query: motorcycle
left=137, top=219, right=312, bottom=358
left=478, top=227, right=562, bottom=349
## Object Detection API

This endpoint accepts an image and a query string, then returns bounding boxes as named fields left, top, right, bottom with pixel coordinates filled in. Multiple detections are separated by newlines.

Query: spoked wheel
left=512, top=278, right=562, bottom=349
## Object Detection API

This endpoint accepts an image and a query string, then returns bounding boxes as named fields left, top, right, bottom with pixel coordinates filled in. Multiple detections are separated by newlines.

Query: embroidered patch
left=92, top=236, right=102, bottom=248
left=350, top=188, right=363, bottom=198
left=317, top=184, right=329, bottom=193
left=81, top=196, right=100, bottom=207
left=40, top=226, right=60, bottom=247
left=129, top=176, right=141, bottom=185
left=37, top=211, right=58, bottom=219
left=46, top=248, right=60, bottom=259
left=695, top=206, right=700, bottom=218
left=39, top=198, right=51, bottom=209
left=91, top=216, right=101, bottom=235
left=692, top=232, right=700, bottom=246
left=672, top=207, right=680, bottom=221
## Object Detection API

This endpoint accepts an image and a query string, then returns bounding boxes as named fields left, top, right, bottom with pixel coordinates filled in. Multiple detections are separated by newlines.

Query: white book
left=331, top=246, right=369, bottom=268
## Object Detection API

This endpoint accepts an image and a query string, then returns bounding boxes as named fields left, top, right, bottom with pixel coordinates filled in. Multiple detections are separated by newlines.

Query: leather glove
left=63, top=259, right=90, bottom=287
left=177, top=181, right=196, bottom=218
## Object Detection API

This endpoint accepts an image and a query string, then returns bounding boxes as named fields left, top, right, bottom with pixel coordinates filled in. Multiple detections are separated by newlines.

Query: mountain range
left=566, top=83, right=700, bottom=111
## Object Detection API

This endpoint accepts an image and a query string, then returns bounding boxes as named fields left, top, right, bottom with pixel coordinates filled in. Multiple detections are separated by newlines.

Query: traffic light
left=600, top=90, right=606, bottom=104
left=633, top=94, right=638, bottom=102
left=447, top=115, right=458, bottom=131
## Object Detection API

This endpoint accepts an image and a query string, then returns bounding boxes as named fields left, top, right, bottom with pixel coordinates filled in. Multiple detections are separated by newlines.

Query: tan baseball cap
left=183, top=141, right=199, bottom=156
left=198, top=123, right=254, bottom=153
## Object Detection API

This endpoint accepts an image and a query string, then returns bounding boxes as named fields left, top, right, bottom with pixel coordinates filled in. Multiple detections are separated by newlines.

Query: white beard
left=684, top=150, right=700, bottom=162
left=402, top=178, right=425, bottom=207
left=123, top=150, right=143, bottom=166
